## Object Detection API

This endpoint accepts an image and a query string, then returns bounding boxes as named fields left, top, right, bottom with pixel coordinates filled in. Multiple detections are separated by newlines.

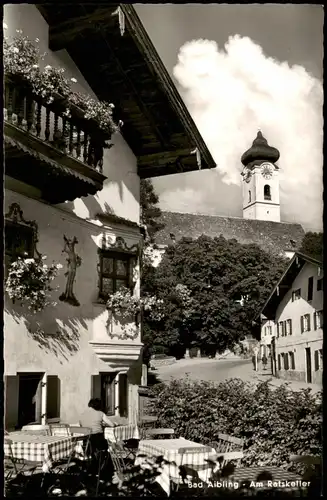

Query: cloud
left=171, top=35, right=323, bottom=231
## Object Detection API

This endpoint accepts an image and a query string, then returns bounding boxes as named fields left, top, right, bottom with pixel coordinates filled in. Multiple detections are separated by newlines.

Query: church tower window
left=264, top=185, right=271, bottom=200
left=248, top=190, right=251, bottom=203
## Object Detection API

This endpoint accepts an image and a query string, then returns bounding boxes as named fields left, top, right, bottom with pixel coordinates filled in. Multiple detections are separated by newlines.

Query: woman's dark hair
left=88, top=398, right=102, bottom=411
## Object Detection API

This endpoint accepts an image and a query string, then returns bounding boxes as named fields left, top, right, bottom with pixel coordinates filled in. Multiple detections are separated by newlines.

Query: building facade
left=4, top=4, right=215, bottom=430
left=259, top=253, right=323, bottom=385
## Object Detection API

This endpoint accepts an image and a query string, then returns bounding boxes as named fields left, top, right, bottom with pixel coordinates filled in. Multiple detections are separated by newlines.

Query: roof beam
left=94, top=28, right=169, bottom=150
left=138, top=148, right=194, bottom=167
left=47, top=7, right=117, bottom=51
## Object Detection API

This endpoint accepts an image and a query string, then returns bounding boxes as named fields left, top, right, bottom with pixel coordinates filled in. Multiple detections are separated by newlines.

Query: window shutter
left=5, top=376, right=19, bottom=430
left=46, top=376, right=61, bottom=420
left=118, top=373, right=128, bottom=418
left=300, top=316, right=304, bottom=333
left=307, top=314, right=311, bottom=331
left=91, top=375, right=101, bottom=399
left=314, top=350, right=319, bottom=371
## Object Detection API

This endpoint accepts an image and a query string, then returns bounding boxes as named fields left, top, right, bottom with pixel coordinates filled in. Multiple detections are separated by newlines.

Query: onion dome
left=241, top=131, right=280, bottom=166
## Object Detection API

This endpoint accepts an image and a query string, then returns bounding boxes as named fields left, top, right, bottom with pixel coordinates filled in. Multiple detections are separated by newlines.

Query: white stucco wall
left=4, top=4, right=140, bottom=224
left=274, top=262, right=323, bottom=384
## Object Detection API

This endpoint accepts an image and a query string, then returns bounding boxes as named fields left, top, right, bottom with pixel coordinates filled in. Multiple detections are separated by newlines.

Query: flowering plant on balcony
left=106, top=287, right=165, bottom=336
left=3, top=29, right=120, bottom=136
left=5, top=255, right=63, bottom=313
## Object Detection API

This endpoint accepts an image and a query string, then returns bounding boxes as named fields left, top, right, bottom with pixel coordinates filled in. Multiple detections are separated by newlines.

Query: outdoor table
left=105, top=424, right=140, bottom=443
left=135, top=438, right=216, bottom=496
left=230, top=466, right=305, bottom=492
left=5, top=432, right=82, bottom=473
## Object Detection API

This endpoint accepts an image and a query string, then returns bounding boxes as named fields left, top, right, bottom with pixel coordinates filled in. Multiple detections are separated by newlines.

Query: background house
left=258, top=252, right=323, bottom=385
left=4, top=3, right=215, bottom=430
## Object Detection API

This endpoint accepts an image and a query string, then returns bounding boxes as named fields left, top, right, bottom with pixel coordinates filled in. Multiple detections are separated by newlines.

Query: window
left=280, top=353, right=284, bottom=369
left=5, top=221, right=34, bottom=268
left=292, top=289, right=301, bottom=302
left=278, top=321, right=285, bottom=337
left=307, top=277, right=314, bottom=301
left=300, top=314, right=311, bottom=333
left=278, top=354, right=281, bottom=370
left=264, top=185, right=271, bottom=200
left=248, top=190, right=251, bottom=203
left=100, top=373, right=116, bottom=416
left=284, top=353, right=289, bottom=370
left=285, top=319, right=292, bottom=336
left=314, top=310, right=323, bottom=330
left=266, top=325, right=272, bottom=336
left=317, top=279, right=323, bottom=291
left=100, top=372, right=128, bottom=417
left=98, top=251, right=131, bottom=299
left=314, top=349, right=323, bottom=371
left=289, top=352, right=295, bottom=370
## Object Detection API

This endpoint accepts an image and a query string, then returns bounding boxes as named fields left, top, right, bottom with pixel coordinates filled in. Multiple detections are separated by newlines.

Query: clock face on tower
left=261, top=163, right=274, bottom=179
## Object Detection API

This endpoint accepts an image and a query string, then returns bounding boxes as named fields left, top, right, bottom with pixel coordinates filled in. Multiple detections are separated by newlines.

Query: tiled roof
left=154, top=211, right=305, bottom=255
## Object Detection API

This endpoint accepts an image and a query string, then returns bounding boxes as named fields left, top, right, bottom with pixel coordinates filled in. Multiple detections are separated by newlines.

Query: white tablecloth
left=136, top=438, right=216, bottom=495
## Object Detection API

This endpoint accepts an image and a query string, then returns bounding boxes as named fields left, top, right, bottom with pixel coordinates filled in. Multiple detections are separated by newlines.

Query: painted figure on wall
left=59, top=235, right=82, bottom=306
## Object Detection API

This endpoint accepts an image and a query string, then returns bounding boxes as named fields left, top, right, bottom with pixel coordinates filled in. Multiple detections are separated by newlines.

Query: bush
left=147, top=378, right=322, bottom=472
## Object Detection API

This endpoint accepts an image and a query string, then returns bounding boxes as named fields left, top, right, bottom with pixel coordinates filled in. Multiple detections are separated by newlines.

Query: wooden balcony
left=4, top=75, right=107, bottom=204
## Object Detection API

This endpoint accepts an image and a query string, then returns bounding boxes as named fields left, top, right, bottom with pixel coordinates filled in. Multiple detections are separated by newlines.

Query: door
left=18, top=373, right=43, bottom=428
left=305, top=348, right=312, bottom=383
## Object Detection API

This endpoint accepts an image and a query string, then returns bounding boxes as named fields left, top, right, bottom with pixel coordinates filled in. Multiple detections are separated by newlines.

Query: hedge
left=147, top=377, right=322, bottom=472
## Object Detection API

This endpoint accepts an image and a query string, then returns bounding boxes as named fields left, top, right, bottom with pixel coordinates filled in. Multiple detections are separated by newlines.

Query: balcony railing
left=4, top=75, right=108, bottom=202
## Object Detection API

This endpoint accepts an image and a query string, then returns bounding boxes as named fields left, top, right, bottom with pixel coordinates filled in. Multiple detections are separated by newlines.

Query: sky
left=135, top=4, right=323, bottom=232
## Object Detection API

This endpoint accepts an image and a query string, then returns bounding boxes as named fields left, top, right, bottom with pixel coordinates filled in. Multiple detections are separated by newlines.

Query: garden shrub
left=147, top=378, right=322, bottom=472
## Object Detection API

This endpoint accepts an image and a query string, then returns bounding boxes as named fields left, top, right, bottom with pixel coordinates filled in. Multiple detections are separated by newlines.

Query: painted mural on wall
left=59, top=235, right=82, bottom=307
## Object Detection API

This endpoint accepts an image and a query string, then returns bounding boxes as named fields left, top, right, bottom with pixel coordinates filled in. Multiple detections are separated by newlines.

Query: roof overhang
left=37, top=4, right=216, bottom=178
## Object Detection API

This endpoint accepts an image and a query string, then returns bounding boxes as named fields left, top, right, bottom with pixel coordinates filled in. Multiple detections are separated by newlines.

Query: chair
left=21, top=424, right=50, bottom=434
left=209, top=433, right=244, bottom=469
left=4, top=437, right=41, bottom=482
left=52, top=428, right=92, bottom=475
left=144, top=428, right=175, bottom=439
left=49, top=423, right=72, bottom=437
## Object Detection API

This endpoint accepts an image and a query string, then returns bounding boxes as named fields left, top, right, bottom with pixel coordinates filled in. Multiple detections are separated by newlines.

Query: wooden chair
left=49, top=423, right=72, bottom=437
left=209, top=433, right=244, bottom=468
left=21, top=424, right=50, bottom=434
left=144, top=428, right=175, bottom=439
left=4, top=437, right=41, bottom=483
left=172, top=446, right=216, bottom=492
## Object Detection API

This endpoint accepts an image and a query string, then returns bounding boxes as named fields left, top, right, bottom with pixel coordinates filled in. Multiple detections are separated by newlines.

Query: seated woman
left=79, top=398, right=117, bottom=457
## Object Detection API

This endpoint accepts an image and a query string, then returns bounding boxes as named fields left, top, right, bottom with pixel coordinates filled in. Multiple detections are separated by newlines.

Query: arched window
left=264, top=185, right=271, bottom=200
left=248, top=190, right=251, bottom=203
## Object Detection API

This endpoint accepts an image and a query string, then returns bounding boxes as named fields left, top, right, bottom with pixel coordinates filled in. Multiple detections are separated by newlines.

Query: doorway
left=18, top=373, right=43, bottom=428
left=305, top=348, right=312, bottom=383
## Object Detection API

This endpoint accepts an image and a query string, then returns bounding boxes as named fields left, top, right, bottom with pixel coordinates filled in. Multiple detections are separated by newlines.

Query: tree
left=140, top=179, right=165, bottom=242
left=142, top=235, right=288, bottom=355
left=299, top=232, right=323, bottom=262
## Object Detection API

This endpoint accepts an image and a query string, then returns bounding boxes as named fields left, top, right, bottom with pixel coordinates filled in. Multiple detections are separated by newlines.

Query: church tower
left=241, top=131, right=281, bottom=222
